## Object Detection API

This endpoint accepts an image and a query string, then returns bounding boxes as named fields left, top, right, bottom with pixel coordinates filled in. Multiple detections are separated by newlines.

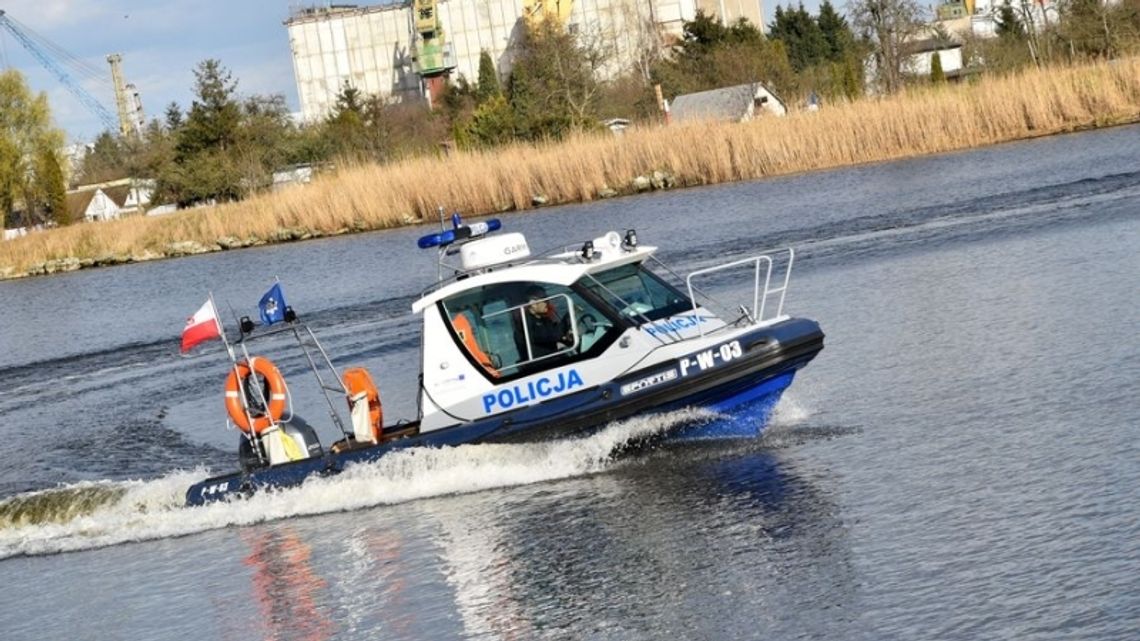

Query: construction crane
left=522, top=0, right=574, bottom=26
left=0, top=9, right=141, bottom=137
left=410, top=0, right=456, bottom=109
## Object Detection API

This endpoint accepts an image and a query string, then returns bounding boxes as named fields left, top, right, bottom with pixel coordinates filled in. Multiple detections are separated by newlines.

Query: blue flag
left=259, top=283, right=287, bottom=325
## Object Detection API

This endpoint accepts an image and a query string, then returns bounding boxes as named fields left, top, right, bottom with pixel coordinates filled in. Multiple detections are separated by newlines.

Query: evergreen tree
left=177, top=59, right=241, bottom=156
left=817, top=0, right=855, bottom=62
left=930, top=52, right=946, bottom=83
left=155, top=59, right=244, bottom=206
left=654, top=11, right=793, bottom=97
left=324, top=82, right=370, bottom=160
left=769, top=4, right=828, bottom=72
left=456, top=94, right=516, bottom=148
left=164, top=102, right=183, bottom=130
left=35, top=147, right=67, bottom=225
left=994, top=4, right=1023, bottom=41
left=78, top=131, right=128, bottom=185
left=476, top=50, right=502, bottom=104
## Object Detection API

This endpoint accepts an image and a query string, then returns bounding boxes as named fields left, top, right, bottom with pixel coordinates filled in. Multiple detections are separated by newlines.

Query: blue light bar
left=416, top=217, right=502, bottom=249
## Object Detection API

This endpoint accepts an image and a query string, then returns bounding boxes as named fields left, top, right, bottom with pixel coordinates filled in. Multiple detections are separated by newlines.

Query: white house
left=902, top=39, right=965, bottom=77
left=66, top=180, right=154, bottom=222
left=668, top=83, right=787, bottom=124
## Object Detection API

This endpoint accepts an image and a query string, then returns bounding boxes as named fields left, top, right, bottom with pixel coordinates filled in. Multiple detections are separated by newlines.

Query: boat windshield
left=580, top=262, right=691, bottom=323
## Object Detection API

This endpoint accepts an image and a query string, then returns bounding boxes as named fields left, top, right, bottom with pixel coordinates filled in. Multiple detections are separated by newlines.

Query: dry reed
left=3, top=57, right=1139, bottom=278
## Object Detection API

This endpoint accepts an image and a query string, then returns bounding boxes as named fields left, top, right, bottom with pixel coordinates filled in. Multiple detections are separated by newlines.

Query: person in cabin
left=518, top=285, right=569, bottom=359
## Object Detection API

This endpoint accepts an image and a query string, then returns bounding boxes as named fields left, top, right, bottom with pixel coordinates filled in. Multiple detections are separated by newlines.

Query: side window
left=441, top=282, right=618, bottom=379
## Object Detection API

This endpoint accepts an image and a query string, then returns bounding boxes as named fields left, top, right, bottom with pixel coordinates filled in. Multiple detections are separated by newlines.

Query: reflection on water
left=403, top=444, right=856, bottom=639
left=241, top=528, right=335, bottom=641
left=199, top=442, right=854, bottom=640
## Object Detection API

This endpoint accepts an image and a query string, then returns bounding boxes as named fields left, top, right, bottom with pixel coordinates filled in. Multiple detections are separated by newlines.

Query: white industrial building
left=285, top=0, right=764, bottom=122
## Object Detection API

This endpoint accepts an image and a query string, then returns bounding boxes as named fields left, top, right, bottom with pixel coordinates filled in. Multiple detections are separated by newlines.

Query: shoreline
left=3, top=58, right=1139, bottom=280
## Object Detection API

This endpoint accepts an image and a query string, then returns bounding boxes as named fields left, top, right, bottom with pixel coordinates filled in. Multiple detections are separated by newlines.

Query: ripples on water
left=0, top=126, right=1138, bottom=640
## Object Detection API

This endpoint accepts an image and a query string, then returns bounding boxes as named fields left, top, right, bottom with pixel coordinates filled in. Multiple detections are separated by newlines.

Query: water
left=1, top=125, right=1138, bottom=640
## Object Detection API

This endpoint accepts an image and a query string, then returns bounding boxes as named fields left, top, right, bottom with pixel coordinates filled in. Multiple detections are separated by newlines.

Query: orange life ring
left=224, top=357, right=289, bottom=434
left=343, top=367, right=383, bottom=442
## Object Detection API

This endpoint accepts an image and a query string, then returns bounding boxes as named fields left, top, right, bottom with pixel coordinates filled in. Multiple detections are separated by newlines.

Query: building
left=285, top=0, right=760, bottom=122
left=65, top=179, right=153, bottom=222
left=669, top=83, right=787, bottom=123
left=902, top=39, right=964, bottom=78
left=936, top=0, right=1061, bottom=39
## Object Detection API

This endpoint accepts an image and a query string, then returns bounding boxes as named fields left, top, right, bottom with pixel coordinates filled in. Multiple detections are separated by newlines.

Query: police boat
left=185, top=216, right=824, bottom=506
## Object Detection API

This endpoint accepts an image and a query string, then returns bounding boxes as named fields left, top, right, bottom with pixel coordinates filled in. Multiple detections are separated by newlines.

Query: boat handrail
left=230, top=319, right=352, bottom=438
left=685, top=248, right=795, bottom=336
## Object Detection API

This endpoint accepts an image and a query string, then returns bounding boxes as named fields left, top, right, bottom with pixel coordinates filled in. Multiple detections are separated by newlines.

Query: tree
left=476, top=50, right=502, bottom=104
left=77, top=131, right=128, bottom=186
left=1056, top=0, right=1132, bottom=59
left=164, top=102, right=184, bottom=130
left=817, top=0, right=856, bottom=62
left=930, top=51, right=945, bottom=83
left=0, top=70, right=66, bottom=227
left=848, top=0, right=926, bottom=93
left=995, top=4, right=1024, bottom=42
left=652, top=12, right=793, bottom=98
left=508, top=20, right=609, bottom=140
left=769, top=4, right=829, bottom=71
left=234, top=94, right=299, bottom=191
left=455, top=94, right=516, bottom=148
left=155, top=59, right=245, bottom=206
left=324, top=82, right=369, bottom=159
left=35, top=147, right=67, bottom=225
left=178, top=59, right=241, bottom=156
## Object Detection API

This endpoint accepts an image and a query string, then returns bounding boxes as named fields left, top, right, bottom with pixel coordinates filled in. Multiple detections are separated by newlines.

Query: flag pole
left=209, top=291, right=236, bottom=362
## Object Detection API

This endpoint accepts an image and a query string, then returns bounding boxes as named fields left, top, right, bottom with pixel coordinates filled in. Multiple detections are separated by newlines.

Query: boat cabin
left=412, top=226, right=718, bottom=431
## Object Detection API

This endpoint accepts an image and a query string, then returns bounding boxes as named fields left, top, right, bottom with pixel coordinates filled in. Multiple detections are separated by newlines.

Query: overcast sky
left=1, top=0, right=808, bottom=143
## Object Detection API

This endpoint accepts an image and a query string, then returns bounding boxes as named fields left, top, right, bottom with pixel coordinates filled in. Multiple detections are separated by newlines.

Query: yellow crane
left=521, top=0, right=574, bottom=26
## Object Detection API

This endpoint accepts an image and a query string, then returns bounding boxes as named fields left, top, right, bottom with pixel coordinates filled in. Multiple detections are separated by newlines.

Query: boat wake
left=0, top=407, right=721, bottom=560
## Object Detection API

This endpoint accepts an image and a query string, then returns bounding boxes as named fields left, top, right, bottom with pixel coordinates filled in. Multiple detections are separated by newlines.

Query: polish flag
left=181, top=299, right=223, bottom=353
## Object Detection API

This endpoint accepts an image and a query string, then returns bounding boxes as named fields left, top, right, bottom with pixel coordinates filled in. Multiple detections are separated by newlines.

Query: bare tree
left=847, top=0, right=925, bottom=93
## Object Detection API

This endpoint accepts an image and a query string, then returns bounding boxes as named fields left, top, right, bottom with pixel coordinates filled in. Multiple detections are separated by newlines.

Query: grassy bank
left=3, top=58, right=1139, bottom=279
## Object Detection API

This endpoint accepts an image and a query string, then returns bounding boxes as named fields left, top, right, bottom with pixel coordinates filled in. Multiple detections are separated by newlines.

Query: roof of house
left=102, top=184, right=133, bottom=207
left=670, top=84, right=762, bottom=123
left=902, top=38, right=963, bottom=55
left=65, top=190, right=97, bottom=222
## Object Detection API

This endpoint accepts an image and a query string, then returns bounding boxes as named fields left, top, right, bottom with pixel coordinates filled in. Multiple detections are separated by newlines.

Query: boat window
left=440, top=282, right=619, bottom=378
left=580, top=263, right=691, bottom=323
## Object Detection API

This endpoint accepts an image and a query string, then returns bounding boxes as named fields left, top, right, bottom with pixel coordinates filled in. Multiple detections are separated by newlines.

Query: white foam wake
left=0, top=408, right=714, bottom=559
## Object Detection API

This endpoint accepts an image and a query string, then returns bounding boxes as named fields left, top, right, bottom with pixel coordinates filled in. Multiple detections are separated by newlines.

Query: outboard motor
left=240, top=415, right=324, bottom=470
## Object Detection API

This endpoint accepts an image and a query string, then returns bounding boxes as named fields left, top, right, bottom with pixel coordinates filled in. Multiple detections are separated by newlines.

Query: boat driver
left=519, top=285, right=570, bottom=359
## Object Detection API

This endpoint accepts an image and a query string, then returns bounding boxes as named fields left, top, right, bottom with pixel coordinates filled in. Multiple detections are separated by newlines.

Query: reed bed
left=3, top=57, right=1139, bottom=278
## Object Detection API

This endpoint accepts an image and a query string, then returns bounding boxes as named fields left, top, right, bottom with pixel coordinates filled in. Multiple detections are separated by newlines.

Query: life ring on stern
left=343, top=367, right=383, bottom=442
left=224, top=357, right=289, bottom=434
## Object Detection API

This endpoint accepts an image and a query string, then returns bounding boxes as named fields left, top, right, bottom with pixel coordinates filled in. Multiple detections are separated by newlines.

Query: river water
left=0, top=125, right=1137, bottom=640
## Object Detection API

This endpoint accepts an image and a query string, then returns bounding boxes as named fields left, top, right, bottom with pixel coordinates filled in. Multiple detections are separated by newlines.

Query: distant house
left=669, top=83, right=787, bottom=124
left=66, top=179, right=154, bottom=222
left=602, top=118, right=631, bottom=135
left=272, top=165, right=314, bottom=192
left=902, top=39, right=965, bottom=79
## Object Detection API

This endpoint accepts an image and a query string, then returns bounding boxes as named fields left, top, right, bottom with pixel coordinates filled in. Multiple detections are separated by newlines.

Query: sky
left=0, top=1, right=301, bottom=143
left=0, top=0, right=811, bottom=144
